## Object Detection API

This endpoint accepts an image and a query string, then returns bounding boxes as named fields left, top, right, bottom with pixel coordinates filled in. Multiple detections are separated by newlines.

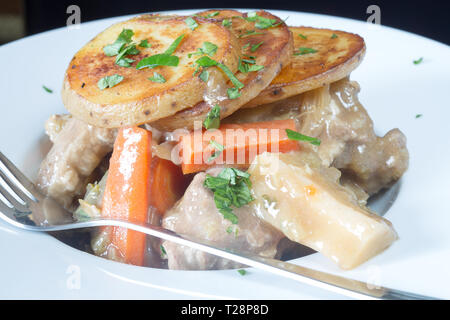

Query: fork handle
left=9, top=217, right=436, bottom=300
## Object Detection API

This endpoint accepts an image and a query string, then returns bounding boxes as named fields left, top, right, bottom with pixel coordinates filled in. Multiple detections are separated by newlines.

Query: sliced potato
left=152, top=10, right=293, bottom=131
left=243, top=26, right=365, bottom=108
left=62, top=14, right=241, bottom=128
left=248, top=152, right=397, bottom=270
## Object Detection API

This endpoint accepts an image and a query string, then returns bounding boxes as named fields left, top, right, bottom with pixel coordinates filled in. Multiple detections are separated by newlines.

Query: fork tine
left=0, top=168, right=36, bottom=204
left=0, top=183, right=30, bottom=213
left=0, top=152, right=41, bottom=202
left=0, top=196, right=21, bottom=221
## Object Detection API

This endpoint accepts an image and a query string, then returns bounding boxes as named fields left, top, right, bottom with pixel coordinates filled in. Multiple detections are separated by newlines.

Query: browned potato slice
left=62, top=14, right=241, bottom=128
left=152, top=10, right=293, bottom=131
left=243, top=26, right=365, bottom=108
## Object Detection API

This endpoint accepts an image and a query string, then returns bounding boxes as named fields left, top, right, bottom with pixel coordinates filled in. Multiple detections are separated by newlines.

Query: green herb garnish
left=199, top=70, right=209, bottom=82
left=203, top=105, right=221, bottom=130
left=286, top=129, right=321, bottom=146
left=222, top=19, right=231, bottom=27
left=237, top=269, right=247, bottom=276
left=160, top=245, right=167, bottom=258
left=200, top=42, right=218, bottom=57
left=413, top=57, right=423, bottom=65
left=148, top=72, right=166, bottom=83
left=227, top=87, right=241, bottom=99
left=164, top=34, right=185, bottom=55
left=331, top=33, right=338, bottom=39
left=138, top=39, right=151, bottom=48
left=248, top=65, right=264, bottom=72
left=115, top=44, right=140, bottom=67
left=238, top=30, right=265, bottom=38
left=204, top=168, right=254, bottom=224
left=415, top=114, right=423, bottom=118
left=298, top=33, right=307, bottom=39
left=116, top=57, right=135, bottom=67
left=245, top=12, right=278, bottom=29
left=185, top=17, right=198, bottom=31
left=189, top=41, right=218, bottom=58
left=294, top=47, right=318, bottom=55
left=102, top=29, right=140, bottom=67
left=136, top=54, right=179, bottom=69
left=103, top=29, right=134, bottom=56
left=238, top=58, right=264, bottom=73
left=250, top=41, right=264, bottom=52
left=195, top=56, right=244, bottom=89
left=207, top=140, right=225, bottom=162
left=136, top=34, right=184, bottom=69
left=294, top=47, right=317, bottom=56
left=42, top=85, right=53, bottom=93
left=97, top=74, right=124, bottom=90
left=205, top=11, right=220, bottom=18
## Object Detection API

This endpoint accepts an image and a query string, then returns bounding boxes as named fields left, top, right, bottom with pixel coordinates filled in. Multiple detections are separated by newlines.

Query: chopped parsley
left=138, top=39, right=151, bottom=48
left=238, top=30, right=265, bottom=38
left=222, top=19, right=232, bottom=27
left=298, top=33, right=307, bottom=39
left=294, top=47, right=318, bottom=55
left=286, top=129, right=321, bottom=146
left=331, top=33, right=338, bottom=39
left=42, top=85, right=53, bottom=93
left=205, top=11, right=220, bottom=18
left=250, top=41, right=264, bottom=52
left=238, top=58, right=264, bottom=73
left=204, top=168, right=254, bottom=224
left=413, top=57, right=423, bottom=65
left=189, top=41, right=218, bottom=58
left=185, top=17, right=198, bottom=31
left=160, top=245, right=167, bottom=258
left=237, top=269, right=247, bottom=276
left=136, top=54, right=179, bottom=69
left=103, top=28, right=134, bottom=56
left=203, top=104, right=221, bottom=130
left=195, top=56, right=244, bottom=89
left=199, top=70, right=209, bottom=82
left=102, top=29, right=141, bottom=67
left=164, top=34, right=185, bottom=55
left=115, top=44, right=140, bottom=67
left=245, top=12, right=279, bottom=29
left=136, top=34, right=185, bottom=69
left=97, top=74, right=124, bottom=90
left=207, top=140, right=225, bottom=162
left=227, top=87, right=241, bottom=99
left=148, top=72, right=166, bottom=83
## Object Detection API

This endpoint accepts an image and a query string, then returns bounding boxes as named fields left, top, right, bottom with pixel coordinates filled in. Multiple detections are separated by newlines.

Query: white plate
left=1, top=9, right=449, bottom=299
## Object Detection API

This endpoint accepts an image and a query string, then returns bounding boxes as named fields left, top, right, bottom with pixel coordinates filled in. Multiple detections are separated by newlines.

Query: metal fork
left=0, top=151, right=437, bottom=300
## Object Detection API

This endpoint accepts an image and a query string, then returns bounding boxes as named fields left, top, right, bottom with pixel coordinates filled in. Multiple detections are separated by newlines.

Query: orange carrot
left=102, top=127, right=152, bottom=266
left=149, top=157, right=190, bottom=215
left=180, top=119, right=300, bottom=174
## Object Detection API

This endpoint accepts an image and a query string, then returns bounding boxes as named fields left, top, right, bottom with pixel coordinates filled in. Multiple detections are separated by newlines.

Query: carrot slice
left=102, top=127, right=152, bottom=266
left=150, top=156, right=190, bottom=215
left=180, top=119, right=300, bottom=174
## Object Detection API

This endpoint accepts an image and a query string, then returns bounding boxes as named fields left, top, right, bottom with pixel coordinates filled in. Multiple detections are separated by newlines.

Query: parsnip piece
left=248, top=152, right=397, bottom=269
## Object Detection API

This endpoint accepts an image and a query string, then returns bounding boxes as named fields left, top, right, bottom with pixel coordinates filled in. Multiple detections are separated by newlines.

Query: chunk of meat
left=162, top=170, right=284, bottom=270
left=44, top=114, right=72, bottom=143
left=248, top=152, right=398, bottom=270
left=297, top=78, right=409, bottom=195
left=37, top=117, right=116, bottom=209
